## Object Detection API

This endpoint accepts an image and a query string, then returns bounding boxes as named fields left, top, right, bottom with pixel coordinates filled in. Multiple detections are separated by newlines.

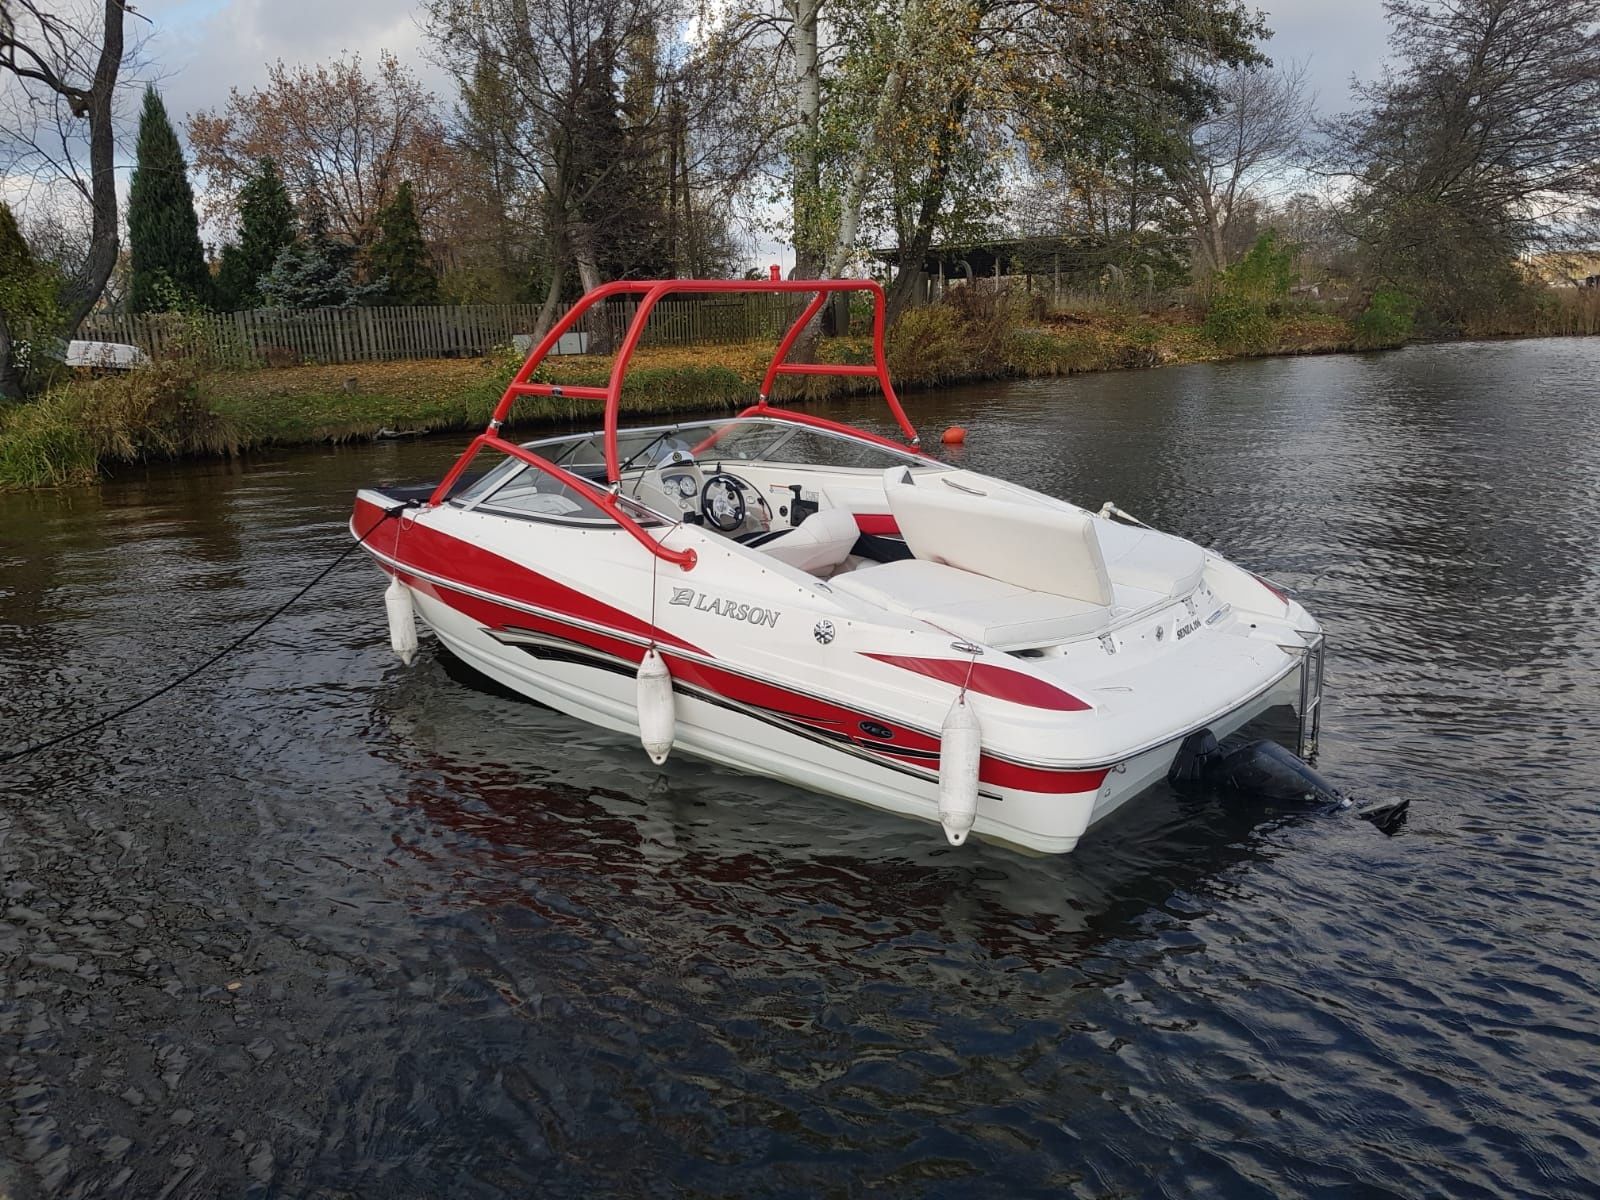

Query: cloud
left=132, top=0, right=1394, bottom=137
left=135, top=0, right=451, bottom=128
left=1256, top=0, right=1392, bottom=114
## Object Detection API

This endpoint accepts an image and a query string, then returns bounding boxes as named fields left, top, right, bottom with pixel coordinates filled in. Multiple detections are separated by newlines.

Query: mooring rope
left=0, top=504, right=407, bottom=766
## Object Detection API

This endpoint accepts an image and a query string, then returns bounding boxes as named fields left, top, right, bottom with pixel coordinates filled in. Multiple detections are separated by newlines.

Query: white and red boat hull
left=353, top=488, right=1312, bottom=855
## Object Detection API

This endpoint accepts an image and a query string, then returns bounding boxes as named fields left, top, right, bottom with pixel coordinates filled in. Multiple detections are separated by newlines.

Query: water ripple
left=3, top=340, right=1599, bottom=1196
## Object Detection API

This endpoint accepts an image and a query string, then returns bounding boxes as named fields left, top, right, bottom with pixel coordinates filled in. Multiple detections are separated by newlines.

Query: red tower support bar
left=426, top=278, right=922, bottom=571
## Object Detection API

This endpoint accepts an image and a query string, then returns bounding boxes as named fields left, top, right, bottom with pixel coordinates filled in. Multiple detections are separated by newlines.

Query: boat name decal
left=669, top=587, right=780, bottom=628
left=1175, top=618, right=1202, bottom=641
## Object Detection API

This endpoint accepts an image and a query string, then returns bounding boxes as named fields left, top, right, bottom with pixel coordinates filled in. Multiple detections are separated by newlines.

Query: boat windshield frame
left=425, top=278, right=927, bottom=573
left=530, top=415, right=934, bottom=476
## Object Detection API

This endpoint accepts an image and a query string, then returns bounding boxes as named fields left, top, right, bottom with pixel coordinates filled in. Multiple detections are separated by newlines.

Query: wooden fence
left=80, top=294, right=806, bottom=367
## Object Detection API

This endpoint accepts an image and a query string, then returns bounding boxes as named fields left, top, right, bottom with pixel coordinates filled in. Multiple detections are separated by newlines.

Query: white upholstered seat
left=832, top=559, right=1109, bottom=649
left=1095, top=518, right=1206, bottom=596
left=880, top=470, right=1206, bottom=609
left=752, top=507, right=860, bottom=575
left=883, top=472, right=1114, bottom=606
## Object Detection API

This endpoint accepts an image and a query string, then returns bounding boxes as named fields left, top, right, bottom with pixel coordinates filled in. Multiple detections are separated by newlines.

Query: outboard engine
left=1170, top=728, right=1409, bottom=834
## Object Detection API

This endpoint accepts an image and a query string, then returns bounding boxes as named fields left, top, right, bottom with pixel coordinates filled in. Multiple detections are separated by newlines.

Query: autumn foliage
left=186, top=52, right=459, bottom=255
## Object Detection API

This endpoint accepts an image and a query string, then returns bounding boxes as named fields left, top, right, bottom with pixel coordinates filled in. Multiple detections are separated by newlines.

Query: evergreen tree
left=368, top=181, right=439, bottom=305
left=128, top=87, right=212, bottom=312
left=561, top=38, right=672, bottom=285
left=216, top=157, right=296, bottom=309
left=0, top=203, right=61, bottom=394
left=0, top=203, right=57, bottom=327
left=260, top=192, right=382, bottom=309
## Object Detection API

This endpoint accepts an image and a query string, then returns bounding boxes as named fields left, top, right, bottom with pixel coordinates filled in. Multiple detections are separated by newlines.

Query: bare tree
left=1328, top=0, right=1600, bottom=323
left=1170, top=61, right=1313, bottom=275
left=426, top=0, right=667, bottom=331
left=427, top=0, right=778, bottom=333
left=0, top=0, right=135, bottom=396
left=877, top=0, right=1264, bottom=320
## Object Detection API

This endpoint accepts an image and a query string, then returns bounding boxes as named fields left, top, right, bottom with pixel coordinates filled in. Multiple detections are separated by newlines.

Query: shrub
left=945, top=286, right=1041, bottom=362
left=887, top=302, right=972, bottom=384
left=621, top=365, right=748, bottom=411
left=883, top=287, right=1052, bottom=384
left=0, top=394, right=99, bottom=487
left=1000, top=326, right=1120, bottom=375
left=143, top=277, right=261, bottom=368
left=0, top=200, right=64, bottom=393
left=1203, top=289, right=1276, bottom=353
left=1203, top=232, right=1296, bottom=353
left=0, top=361, right=243, bottom=489
left=1353, top=288, right=1418, bottom=348
left=80, top=361, right=242, bottom=461
left=1534, top=288, right=1600, bottom=337
left=1227, top=231, right=1296, bottom=307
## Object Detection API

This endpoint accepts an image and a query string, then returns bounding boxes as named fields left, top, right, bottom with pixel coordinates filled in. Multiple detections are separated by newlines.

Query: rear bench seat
left=829, top=469, right=1205, bottom=649
left=831, top=559, right=1108, bottom=648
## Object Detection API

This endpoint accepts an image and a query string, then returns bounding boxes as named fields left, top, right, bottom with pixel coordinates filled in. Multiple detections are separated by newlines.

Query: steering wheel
left=700, top=472, right=750, bottom=532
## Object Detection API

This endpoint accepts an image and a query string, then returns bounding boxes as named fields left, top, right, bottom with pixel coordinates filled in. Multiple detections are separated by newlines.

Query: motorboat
left=352, top=279, right=1325, bottom=854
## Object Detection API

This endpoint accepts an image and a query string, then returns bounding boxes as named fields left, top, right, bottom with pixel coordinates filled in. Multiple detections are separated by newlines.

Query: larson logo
left=669, top=587, right=780, bottom=628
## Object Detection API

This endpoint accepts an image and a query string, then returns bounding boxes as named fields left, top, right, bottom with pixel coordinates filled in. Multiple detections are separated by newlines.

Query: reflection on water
left=3, top=339, right=1599, bottom=1197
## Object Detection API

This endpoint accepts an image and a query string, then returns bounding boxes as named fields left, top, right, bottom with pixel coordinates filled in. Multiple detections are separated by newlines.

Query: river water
left=2, top=339, right=1598, bottom=1197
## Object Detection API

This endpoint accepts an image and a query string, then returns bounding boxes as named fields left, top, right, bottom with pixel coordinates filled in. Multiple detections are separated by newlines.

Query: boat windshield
left=530, top=416, right=933, bottom=475
left=451, top=455, right=669, bottom=526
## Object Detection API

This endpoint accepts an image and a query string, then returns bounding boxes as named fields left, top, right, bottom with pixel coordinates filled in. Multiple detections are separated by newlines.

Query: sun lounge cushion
left=883, top=473, right=1114, bottom=607
left=831, top=559, right=1109, bottom=649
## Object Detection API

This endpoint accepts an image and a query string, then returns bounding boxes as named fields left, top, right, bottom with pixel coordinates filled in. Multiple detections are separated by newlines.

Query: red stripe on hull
left=862, top=653, right=1093, bottom=712
left=661, top=654, right=938, bottom=757
left=353, top=495, right=701, bottom=653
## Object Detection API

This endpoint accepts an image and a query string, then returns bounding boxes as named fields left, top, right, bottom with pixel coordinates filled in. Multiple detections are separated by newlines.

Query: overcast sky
left=135, top=0, right=442, bottom=123
left=137, top=0, right=1395, bottom=133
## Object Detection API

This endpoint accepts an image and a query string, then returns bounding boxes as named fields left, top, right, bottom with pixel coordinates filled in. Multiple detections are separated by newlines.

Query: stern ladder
left=1295, top=631, right=1326, bottom=761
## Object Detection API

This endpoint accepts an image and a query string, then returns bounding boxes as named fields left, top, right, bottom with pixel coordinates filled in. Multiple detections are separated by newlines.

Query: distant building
left=872, top=235, right=1151, bottom=281
left=1524, top=250, right=1600, bottom=288
left=870, top=235, right=1173, bottom=305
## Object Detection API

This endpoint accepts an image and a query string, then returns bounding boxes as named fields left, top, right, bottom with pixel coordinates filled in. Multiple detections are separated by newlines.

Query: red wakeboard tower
left=426, top=278, right=921, bottom=571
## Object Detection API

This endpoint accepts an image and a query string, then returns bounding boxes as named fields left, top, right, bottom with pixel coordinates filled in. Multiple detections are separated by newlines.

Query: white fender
left=938, top=695, right=981, bottom=846
left=384, top=576, right=418, bottom=665
left=636, top=648, right=675, bottom=765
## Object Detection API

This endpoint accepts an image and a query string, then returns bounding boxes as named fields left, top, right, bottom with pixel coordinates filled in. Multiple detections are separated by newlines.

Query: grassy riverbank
left=0, top=296, right=1560, bottom=489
